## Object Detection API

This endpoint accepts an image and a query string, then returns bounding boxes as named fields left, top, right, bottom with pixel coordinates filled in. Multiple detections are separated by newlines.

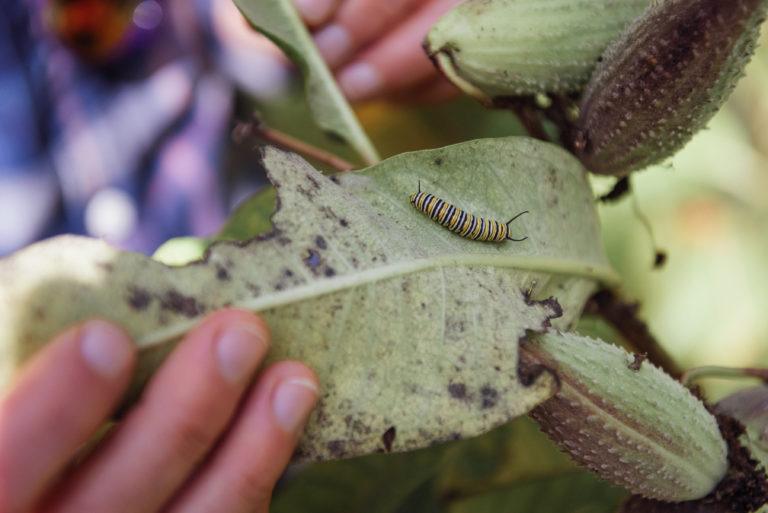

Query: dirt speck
left=480, top=385, right=499, bottom=409
left=382, top=426, right=396, bottom=452
left=628, top=353, right=647, bottom=371
left=448, top=382, right=467, bottom=400
left=215, top=265, right=231, bottom=281
left=303, top=249, right=321, bottom=269
left=159, top=290, right=203, bottom=317
left=127, top=287, right=152, bottom=310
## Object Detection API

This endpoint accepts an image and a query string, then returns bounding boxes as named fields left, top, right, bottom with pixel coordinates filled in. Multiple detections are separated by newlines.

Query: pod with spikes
left=573, top=0, right=768, bottom=176
left=521, top=332, right=728, bottom=501
left=424, top=0, right=650, bottom=104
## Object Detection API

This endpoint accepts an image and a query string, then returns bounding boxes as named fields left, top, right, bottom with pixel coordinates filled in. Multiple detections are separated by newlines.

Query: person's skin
left=0, top=310, right=319, bottom=513
left=213, top=0, right=461, bottom=103
left=298, top=0, right=463, bottom=103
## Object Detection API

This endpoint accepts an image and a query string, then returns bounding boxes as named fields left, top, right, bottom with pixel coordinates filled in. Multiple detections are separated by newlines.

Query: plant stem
left=585, top=288, right=683, bottom=379
left=681, top=366, right=768, bottom=387
left=233, top=118, right=356, bottom=172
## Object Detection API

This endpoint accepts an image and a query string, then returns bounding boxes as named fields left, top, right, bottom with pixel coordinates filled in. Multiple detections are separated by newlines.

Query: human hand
left=295, top=0, right=463, bottom=102
left=0, top=310, right=319, bottom=513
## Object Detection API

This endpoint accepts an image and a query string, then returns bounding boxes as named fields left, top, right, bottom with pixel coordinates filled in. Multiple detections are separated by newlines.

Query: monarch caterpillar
left=409, top=182, right=528, bottom=242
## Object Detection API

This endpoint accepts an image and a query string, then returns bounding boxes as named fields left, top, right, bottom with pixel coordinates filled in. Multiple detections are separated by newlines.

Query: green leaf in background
left=273, top=417, right=625, bottom=513
left=0, top=137, right=615, bottom=461
left=153, top=236, right=211, bottom=266
left=446, top=471, right=625, bottom=513
left=217, top=186, right=276, bottom=241
left=233, top=0, right=380, bottom=165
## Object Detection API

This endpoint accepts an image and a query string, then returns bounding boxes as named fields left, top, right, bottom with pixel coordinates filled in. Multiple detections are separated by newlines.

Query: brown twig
left=681, top=366, right=768, bottom=387
left=233, top=117, right=356, bottom=172
left=492, top=97, right=551, bottom=141
left=584, top=289, right=683, bottom=379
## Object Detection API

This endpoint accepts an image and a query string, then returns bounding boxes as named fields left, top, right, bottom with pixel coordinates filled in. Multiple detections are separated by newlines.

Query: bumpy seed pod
left=573, top=0, right=768, bottom=176
left=424, top=0, right=649, bottom=104
left=522, top=333, right=728, bottom=501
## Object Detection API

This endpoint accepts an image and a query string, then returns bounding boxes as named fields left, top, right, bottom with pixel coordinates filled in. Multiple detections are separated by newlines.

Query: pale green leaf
left=0, top=137, right=615, bottom=460
left=233, top=0, right=379, bottom=165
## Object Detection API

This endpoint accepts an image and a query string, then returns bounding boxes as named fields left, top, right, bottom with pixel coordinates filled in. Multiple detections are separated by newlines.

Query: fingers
left=334, top=0, right=463, bottom=102
left=165, top=361, right=319, bottom=513
left=0, top=321, right=135, bottom=513
left=45, top=310, right=270, bottom=513
left=294, top=0, right=340, bottom=27
left=311, top=0, right=421, bottom=68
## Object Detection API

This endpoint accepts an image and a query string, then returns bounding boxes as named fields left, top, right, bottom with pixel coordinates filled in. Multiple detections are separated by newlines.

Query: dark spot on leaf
left=629, top=353, right=647, bottom=371
left=654, top=251, right=668, bottom=269
left=382, top=426, right=396, bottom=452
left=339, top=218, right=349, bottom=227
left=215, top=265, right=231, bottom=281
left=283, top=269, right=294, bottom=278
left=324, top=130, right=346, bottom=144
left=480, top=385, right=499, bottom=409
left=159, top=290, right=203, bottom=318
left=324, top=267, right=336, bottom=277
left=315, top=235, right=328, bottom=250
left=307, top=174, right=321, bottom=189
left=448, top=382, right=467, bottom=400
left=98, top=261, right=114, bottom=272
left=127, top=287, right=152, bottom=311
left=304, top=249, right=321, bottom=269
left=329, top=175, right=340, bottom=184
left=433, top=157, right=443, bottom=166
left=327, top=440, right=346, bottom=458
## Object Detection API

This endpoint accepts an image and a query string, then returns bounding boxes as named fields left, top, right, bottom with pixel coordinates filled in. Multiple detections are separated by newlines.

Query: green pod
left=523, top=333, right=728, bottom=501
left=573, top=0, right=768, bottom=175
left=424, top=0, right=649, bottom=103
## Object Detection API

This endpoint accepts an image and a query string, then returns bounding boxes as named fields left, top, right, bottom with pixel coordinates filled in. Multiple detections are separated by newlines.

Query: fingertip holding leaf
left=0, top=138, right=614, bottom=460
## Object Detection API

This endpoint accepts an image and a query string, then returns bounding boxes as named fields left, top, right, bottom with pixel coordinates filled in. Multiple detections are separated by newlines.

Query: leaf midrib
left=140, top=254, right=618, bottom=348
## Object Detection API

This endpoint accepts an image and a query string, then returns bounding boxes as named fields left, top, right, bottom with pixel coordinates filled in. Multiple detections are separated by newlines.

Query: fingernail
left=216, top=323, right=268, bottom=384
left=272, top=378, right=319, bottom=434
left=338, top=62, right=381, bottom=101
left=314, top=24, right=350, bottom=68
left=294, top=0, right=333, bottom=26
left=80, top=320, right=133, bottom=379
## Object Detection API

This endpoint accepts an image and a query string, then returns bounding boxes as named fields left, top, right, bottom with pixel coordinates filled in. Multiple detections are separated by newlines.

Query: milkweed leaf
left=0, top=137, right=614, bottom=460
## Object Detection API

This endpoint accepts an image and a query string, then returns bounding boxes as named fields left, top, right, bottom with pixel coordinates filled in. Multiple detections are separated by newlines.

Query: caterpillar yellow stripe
left=409, top=185, right=528, bottom=243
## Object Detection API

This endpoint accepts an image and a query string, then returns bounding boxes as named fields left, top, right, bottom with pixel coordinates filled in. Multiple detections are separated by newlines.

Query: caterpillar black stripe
left=409, top=182, right=528, bottom=242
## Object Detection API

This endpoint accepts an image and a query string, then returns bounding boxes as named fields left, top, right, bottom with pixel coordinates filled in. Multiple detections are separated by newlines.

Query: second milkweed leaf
left=233, top=0, right=379, bottom=165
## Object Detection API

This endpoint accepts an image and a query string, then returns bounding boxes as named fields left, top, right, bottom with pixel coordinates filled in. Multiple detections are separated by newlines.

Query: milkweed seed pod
left=573, top=0, right=768, bottom=176
left=522, top=333, right=728, bottom=501
left=424, top=0, right=649, bottom=104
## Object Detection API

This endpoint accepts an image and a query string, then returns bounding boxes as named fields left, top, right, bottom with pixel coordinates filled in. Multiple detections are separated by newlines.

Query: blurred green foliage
left=272, top=417, right=624, bottom=513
